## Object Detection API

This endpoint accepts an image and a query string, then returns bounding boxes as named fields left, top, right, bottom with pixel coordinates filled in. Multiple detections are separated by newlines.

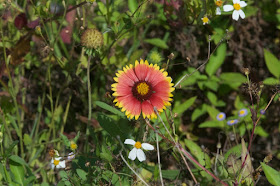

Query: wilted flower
left=201, top=16, right=209, bottom=25
left=227, top=119, right=239, bottom=126
left=238, top=109, right=248, bottom=117
left=223, top=0, right=247, bottom=21
left=81, top=28, right=103, bottom=49
left=216, top=112, right=226, bottom=121
left=51, top=157, right=66, bottom=169
left=111, top=60, right=174, bottom=120
left=124, top=139, right=154, bottom=162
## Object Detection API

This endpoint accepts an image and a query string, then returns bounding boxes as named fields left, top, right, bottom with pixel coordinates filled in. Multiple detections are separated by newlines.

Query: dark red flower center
left=132, top=81, right=153, bottom=101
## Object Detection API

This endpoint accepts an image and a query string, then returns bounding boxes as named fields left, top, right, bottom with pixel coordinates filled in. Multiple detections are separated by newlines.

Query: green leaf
left=144, top=38, right=168, bottom=49
left=264, top=49, right=280, bottom=78
left=255, top=126, right=269, bottom=137
left=173, top=96, right=197, bottom=115
left=206, top=105, right=220, bottom=120
left=23, top=133, right=32, bottom=146
left=97, top=2, right=107, bottom=14
left=97, top=113, right=125, bottom=139
left=76, top=169, right=88, bottom=181
left=199, top=121, right=224, bottom=128
left=206, top=91, right=217, bottom=105
left=184, top=139, right=212, bottom=179
left=5, top=141, right=19, bottom=158
left=224, top=143, right=243, bottom=161
left=263, top=77, right=279, bottom=85
left=60, top=133, right=70, bottom=147
left=220, top=72, right=247, bottom=84
left=73, top=131, right=80, bottom=143
left=261, top=162, right=280, bottom=186
left=205, top=43, right=227, bottom=76
left=95, top=101, right=125, bottom=117
left=9, top=155, right=28, bottom=167
left=10, top=160, right=25, bottom=185
left=128, top=0, right=138, bottom=13
left=142, top=165, right=180, bottom=180
left=191, top=104, right=207, bottom=122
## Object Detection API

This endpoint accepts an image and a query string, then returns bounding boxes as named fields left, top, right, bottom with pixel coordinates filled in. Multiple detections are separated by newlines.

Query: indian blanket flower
left=223, top=0, right=247, bottom=21
left=111, top=60, right=174, bottom=120
left=216, top=112, right=226, bottom=121
left=201, top=16, right=209, bottom=25
left=215, top=0, right=223, bottom=15
left=124, top=139, right=154, bottom=162
left=238, top=108, right=248, bottom=117
left=227, top=119, right=239, bottom=126
left=51, top=157, right=66, bottom=169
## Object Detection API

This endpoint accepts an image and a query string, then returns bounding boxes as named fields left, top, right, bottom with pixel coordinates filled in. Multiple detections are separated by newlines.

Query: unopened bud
left=168, top=53, right=174, bottom=60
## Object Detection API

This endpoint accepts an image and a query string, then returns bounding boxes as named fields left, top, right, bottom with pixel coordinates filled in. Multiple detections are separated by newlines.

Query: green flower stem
left=85, top=55, right=92, bottom=152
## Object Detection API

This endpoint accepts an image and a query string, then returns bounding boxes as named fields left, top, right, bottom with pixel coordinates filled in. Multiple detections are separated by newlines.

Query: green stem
left=85, top=55, right=92, bottom=152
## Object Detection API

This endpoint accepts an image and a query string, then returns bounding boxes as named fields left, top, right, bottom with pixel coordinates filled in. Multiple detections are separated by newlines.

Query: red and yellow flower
left=111, top=60, right=174, bottom=120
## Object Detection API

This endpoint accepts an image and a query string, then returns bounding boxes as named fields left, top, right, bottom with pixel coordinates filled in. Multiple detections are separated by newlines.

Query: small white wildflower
left=201, top=16, right=210, bottom=25
left=124, top=139, right=154, bottom=162
left=223, top=0, right=247, bottom=21
left=67, top=152, right=75, bottom=160
left=51, top=157, right=66, bottom=169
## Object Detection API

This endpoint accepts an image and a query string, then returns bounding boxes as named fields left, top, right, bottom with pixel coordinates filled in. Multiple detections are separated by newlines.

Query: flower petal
left=141, top=100, right=155, bottom=119
left=232, top=10, right=239, bottom=20
left=142, top=143, right=154, bottom=150
left=240, top=1, right=247, bottom=7
left=150, top=95, right=165, bottom=112
left=124, top=139, right=136, bottom=145
left=135, top=60, right=150, bottom=81
left=128, top=148, right=137, bottom=160
left=233, top=0, right=240, bottom=3
left=117, top=94, right=141, bottom=118
left=223, top=5, right=234, bottom=12
left=239, top=10, right=245, bottom=19
left=57, top=160, right=66, bottom=169
left=136, top=149, right=146, bottom=162
left=216, top=7, right=221, bottom=15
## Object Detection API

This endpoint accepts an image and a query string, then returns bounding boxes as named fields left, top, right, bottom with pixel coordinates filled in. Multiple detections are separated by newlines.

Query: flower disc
left=111, top=60, right=174, bottom=120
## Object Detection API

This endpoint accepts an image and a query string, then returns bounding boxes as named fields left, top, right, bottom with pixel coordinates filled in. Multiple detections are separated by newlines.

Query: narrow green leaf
left=205, top=43, right=227, bottom=76
left=23, top=133, right=32, bottom=146
left=60, top=133, right=70, bottom=147
left=199, top=121, right=224, bottom=128
left=261, top=162, right=280, bottom=186
left=9, top=155, right=28, bottom=167
left=173, top=96, right=197, bottom=115
left=264, top=49, right=280, bottom=78
left=263, top=77, right=279, bottom=85
left=144, top=38, right=168, bottom=49
left=95, top=101, right=125, bottom=117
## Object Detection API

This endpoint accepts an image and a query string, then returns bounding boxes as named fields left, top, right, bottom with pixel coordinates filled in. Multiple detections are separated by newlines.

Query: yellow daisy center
left=218, top=114, right=223, bottom=119
left=230, top=120, right=234, bottom=124
left=70, top=141, right=77, bottom=150
left=233, top=3, right=241, bottom=10
left=134, top=141, right=142, bottom=149
left=137, top=82, right=149, bottom=95
left=53, top=159, right=60, bottom=166
left=240, top=110, right=245, bottom=115
left=216, top=0, right=223, bottom=7
left=202, top=17, right=209, bottom=23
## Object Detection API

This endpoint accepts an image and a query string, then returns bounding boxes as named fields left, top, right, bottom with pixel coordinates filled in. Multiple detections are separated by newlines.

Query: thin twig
left=119, top=152, right=149, bottom=186
left=156, top=132, right=164, bottom=186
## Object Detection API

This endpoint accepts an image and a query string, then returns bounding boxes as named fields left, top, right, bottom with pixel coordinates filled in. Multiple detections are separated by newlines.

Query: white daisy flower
left=216, top=7, right=222, bottom=15
left=223, top=0, right=247, bottom=21
left=51, top=157, right=66, bottom=169
left=124, top=139, right=154, bottom=162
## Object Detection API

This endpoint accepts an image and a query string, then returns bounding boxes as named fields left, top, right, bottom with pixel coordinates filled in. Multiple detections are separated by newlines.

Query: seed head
left=81, top=28, right=103, bottom=49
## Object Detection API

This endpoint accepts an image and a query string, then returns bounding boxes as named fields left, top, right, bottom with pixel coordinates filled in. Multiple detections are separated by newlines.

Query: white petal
left=216, top=7, right=221, bottom=15
left=232, top=10, right=239, bottom=20
left=223, top=5, right=234, bottom=12
left=233, top=0, right=240, bottom=3
left=124, top=139, right=135, bottom=146
left=142, top=143, right=154, bottom=150
left=128, top=148, right=137, bottom=160
left=51, top=164, right=55, bottom=169
left=136, top=149, right=146, bottom=162
left=240, top=1, right=247, bottom=7
left=239, top=10, right=245, bottom=19
left=57, top=160, right=66, bottom=169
